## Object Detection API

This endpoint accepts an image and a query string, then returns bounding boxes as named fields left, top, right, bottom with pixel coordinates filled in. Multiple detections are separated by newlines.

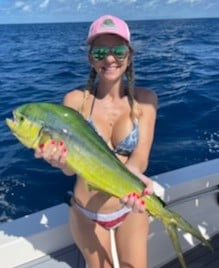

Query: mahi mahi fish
left=6, top=102, right=212, bottom=268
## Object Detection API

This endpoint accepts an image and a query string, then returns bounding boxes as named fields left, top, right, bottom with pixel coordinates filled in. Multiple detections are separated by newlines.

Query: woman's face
left=89, top=34, right=132, bottom=82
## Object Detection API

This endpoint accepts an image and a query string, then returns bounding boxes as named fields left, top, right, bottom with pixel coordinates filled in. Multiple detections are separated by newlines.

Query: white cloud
left=39, top=0, right=50, bottom=9
left=23, top=5, right=31, bottom=11
left=167, top=0, right=203, bottom=3
left=147, top=0, right=159, bottom=7
left=15, top=1, right=25, bottom=8
left=167, top=0, right=178, bottom=3
left=187, top=0, right=202, bottom=3
left=89, top=0, right=135, bottom=5
left=87, top=0, right=205, bottom=5
left=15, top=1, right=31, bottom=12
left=77, top=3, right=82, bottom=10
left=206, top=1, right=218, bottom=9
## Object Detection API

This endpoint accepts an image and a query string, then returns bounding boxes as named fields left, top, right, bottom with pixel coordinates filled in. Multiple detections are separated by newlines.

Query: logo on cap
left=100, top=18, right=116, bottom=29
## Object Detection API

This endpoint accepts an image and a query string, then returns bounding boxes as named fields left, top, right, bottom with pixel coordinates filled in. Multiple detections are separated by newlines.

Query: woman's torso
left=67, top=89, right=139, bottom=213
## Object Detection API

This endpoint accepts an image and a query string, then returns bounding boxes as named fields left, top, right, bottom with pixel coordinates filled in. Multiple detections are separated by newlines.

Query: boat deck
left=163, top=233, right=219, bottom=268
left=18, top=233, right=219, bottom=268
left=18, top=243, right=85, bottom=268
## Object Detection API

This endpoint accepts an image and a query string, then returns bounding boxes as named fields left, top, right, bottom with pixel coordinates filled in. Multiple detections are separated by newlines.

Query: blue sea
left=0, top=18, right=219, bottom=223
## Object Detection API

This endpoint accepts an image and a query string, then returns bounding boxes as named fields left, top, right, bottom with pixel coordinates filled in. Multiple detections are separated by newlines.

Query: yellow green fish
left=6, top=102, right=212, bottom=268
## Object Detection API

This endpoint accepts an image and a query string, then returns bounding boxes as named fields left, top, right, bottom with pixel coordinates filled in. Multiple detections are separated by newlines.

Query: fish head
left=6, top=104, right=43, bottom=149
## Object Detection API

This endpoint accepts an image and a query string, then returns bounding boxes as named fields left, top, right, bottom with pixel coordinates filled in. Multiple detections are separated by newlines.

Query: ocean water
left=0, top=18, right=219, bottom=223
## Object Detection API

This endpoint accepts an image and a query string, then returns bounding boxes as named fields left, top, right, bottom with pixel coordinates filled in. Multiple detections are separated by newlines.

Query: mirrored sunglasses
left=91, top=45, right=129, bottom=61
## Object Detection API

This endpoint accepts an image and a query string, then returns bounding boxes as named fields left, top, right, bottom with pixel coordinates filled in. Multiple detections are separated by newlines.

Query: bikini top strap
left=78, top=87, right=97, bottom=119
left=78, top=90, right=87, bottom=114
left=88, top=87, right=97, bottom=118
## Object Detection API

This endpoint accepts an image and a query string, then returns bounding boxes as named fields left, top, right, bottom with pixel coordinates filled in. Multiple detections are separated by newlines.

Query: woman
left=35, top=14, right=157, bottom=268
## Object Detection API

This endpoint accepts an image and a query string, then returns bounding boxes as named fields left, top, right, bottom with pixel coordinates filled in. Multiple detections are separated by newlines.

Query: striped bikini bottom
left=74, top=201, right=131, bottom=230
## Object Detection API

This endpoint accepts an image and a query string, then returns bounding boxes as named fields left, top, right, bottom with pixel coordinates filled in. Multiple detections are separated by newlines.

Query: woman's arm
left=34, top=90, right=86, bottom=176
left=126, top=88, right=157, bottom=173
left=121, top=88, right=157, bottom=212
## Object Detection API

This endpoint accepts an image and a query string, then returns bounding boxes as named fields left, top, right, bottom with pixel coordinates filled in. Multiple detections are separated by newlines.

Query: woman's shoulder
left=64, top=89, right=84, bottom=101
left=63, top=89, right=86, bottom=111
left=135, top=87, right=157, bottom=105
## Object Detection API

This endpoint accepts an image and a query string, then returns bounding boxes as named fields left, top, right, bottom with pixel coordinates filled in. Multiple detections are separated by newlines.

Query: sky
left=0, top=0, right=218, bottom=24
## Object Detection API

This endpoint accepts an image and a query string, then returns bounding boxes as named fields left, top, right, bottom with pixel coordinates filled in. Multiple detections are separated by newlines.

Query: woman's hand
left=34, top=140, right=74, bottom=176
left=121, top=168, right=154, bottom=213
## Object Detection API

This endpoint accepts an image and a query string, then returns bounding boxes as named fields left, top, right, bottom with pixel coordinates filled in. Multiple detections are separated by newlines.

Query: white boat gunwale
left=0, top=158, right=218, bottom=268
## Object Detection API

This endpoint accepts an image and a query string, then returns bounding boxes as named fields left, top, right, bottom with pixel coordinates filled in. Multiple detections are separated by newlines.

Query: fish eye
left=20, top=116, right=25, bottom=122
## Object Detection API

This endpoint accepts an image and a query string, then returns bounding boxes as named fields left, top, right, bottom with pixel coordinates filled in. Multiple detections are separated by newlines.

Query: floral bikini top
left=87, top=91, right=139, bottom=156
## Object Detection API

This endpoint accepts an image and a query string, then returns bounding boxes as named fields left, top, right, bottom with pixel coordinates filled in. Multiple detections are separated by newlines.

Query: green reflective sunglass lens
left=91, top=45, right=129, bottom=61
left=112, top=46, right=129, bottom=60
left=92, top=47, right=109, bottom=60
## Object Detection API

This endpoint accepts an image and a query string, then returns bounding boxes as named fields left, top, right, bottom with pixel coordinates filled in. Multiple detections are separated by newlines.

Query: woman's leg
left=115, top=211, right=149, bottom=268
left=69, top=203, right=113, bottom=268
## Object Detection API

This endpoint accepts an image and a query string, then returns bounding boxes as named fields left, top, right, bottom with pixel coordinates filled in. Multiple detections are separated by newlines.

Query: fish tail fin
left=167, top=209, right=213, bottom=251
left=162, top=209, right=213, bottom=268
left=164, top=222, right=187, bottom=268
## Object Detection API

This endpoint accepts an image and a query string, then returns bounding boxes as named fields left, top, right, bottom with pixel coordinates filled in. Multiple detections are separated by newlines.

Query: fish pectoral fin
left=37, top=127, right=61, bottom=146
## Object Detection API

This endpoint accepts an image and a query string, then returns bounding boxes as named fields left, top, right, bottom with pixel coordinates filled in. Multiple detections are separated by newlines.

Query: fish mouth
left=6, top=118, right=15, bottom=130
left=6, top=111, right=19, bottom=131
left=6, top=111, right=40, bottom=148
left=6, top=110, right=28, bottom=139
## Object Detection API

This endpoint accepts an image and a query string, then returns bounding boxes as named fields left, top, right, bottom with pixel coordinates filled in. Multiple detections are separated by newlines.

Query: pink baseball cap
left=87, top=14, right=131, bottom=44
